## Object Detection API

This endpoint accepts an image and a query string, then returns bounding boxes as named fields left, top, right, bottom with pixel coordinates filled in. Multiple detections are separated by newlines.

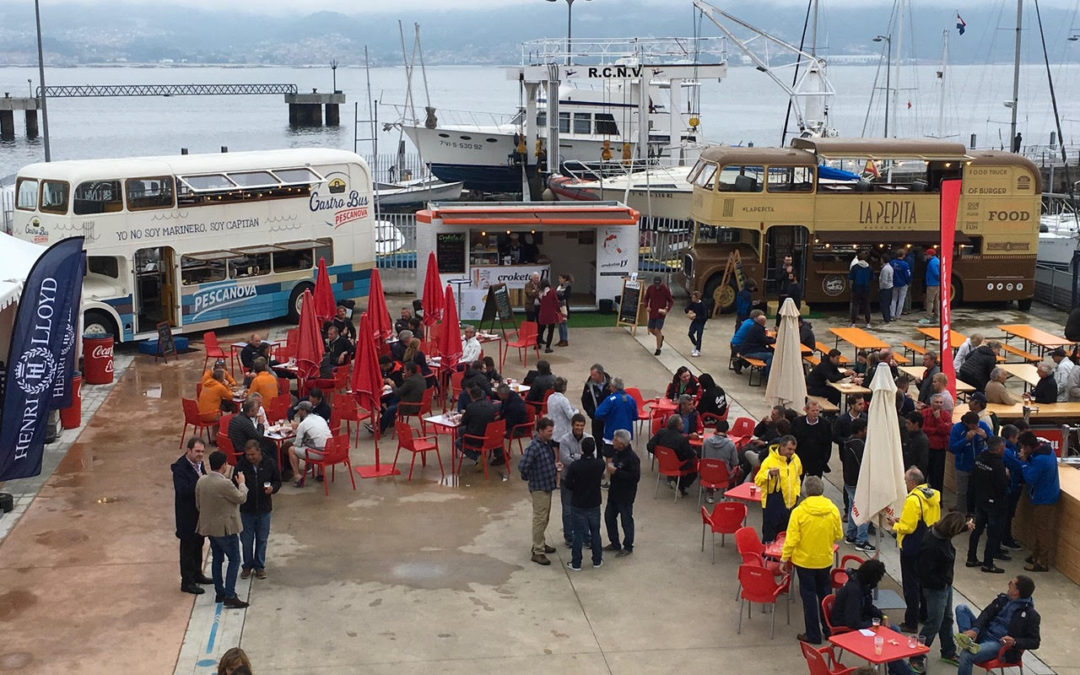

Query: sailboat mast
left=892, top=0, right=903, bottom=139
left=937, top=29, right=948, bottom=139
left=1010, top=0, right=1023, bottom=149
left=810, top=0, right=818, bottom=57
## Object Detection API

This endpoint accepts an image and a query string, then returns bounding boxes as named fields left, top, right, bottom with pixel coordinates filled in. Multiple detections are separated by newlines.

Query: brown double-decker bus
left=681, top=138, right=1040, bottom=312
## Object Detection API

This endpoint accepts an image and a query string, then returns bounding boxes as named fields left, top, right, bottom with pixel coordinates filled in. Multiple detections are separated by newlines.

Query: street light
left=546, top=0, right=591, bottom=66
left=873, top=34, right=891, bottom=138
left=34, top=0, right=51, bottom=161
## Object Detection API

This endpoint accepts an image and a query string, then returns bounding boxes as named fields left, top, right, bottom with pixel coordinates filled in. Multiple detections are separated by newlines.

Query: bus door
left=765, top=225, right=809, bottom=291
left=134, top=246, right=177, bottom=333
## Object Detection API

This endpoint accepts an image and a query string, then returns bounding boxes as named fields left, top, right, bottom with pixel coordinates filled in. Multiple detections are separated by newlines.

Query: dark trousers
left=604, top=499, right=635, bottom=551
left=879, top=287, right=893, bottom=322
left=850, top=289, right=871, bottom=325
left=590, top=417, right=605, bottom=445
left=967, top=504, right=1004, bottom=567
left=688, top=320, right=705, bottom=351
left=808, top=386, right=841, bottom=406
left=1002, top=490, right=1022, bottom=545
left=796, top=565, right=832, bottom=644
left=539, top=323, right=556, bottom=349
left=927, top=448, right=946, bottom=492
left=762, top=491, right=791, bottom=543
left=178, top=534, right=205, bottom=584
left=900, top=552, right=926, bottom=627
left=571, top=505, right=603, bottom=567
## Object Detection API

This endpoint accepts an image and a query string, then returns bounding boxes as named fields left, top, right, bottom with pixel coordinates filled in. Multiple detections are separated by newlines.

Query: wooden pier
left=0, top=93, right=39, bottom=140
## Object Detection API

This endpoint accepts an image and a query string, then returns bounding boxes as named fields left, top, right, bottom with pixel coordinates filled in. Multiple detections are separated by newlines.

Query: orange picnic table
left=997, top=324, right=1076, bottom=355
left=915, top=326, right=968, bottom=348
left=828, top=327, right=889, bottom=357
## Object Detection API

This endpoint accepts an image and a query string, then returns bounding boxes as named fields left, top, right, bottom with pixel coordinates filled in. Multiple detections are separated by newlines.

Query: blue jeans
left=919, top=585, right=957, bottom=658
left=688, top=320, right=705, bottom=351
left=209, top=534, right=241, bottom=600
left=558, top=321, right=568, bottom=343
left=604, top=499, right=634, bottom=551
left=955, top=604, right=1006, bottom=675
left=795, top=565, right=831, bottom=644
left=571, top=505, right=602, bottom=567
left=844, top=485, right=869, bottom=544
left=240, top=511, right=271, bottom=571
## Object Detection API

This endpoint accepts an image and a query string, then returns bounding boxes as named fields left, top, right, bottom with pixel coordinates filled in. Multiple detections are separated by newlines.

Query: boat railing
left=385, top=103, right=520, bottom=132
left=520, top=36, right=727, bottom=67
left=560, top=155, right=691, bottom=182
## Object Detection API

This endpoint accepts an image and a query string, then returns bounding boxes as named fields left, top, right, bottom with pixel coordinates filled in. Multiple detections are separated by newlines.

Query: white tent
left=852, top=363, right=908, bottom=526
left=0, top=233, right=47, bottom=361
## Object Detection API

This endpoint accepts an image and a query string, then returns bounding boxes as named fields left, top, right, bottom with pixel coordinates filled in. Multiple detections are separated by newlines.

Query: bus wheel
left=704, top=276, right=737, bottom=314
left=83, top=310, right=117, bottom=339
left=1018, top=298, right=1033, bottom=311
left=949, top=277, right=961, bottom=304
left=287, top=283, right=313, bottom=323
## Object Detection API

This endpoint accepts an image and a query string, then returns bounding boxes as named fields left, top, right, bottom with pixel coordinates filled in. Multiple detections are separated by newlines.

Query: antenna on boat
left=1032, top=0, right=1079, bottom=228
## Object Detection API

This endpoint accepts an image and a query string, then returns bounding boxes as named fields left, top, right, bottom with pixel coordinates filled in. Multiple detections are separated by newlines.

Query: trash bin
left=83, top=334, right=114, bottom=384
left=60, top=372, right=82, bottom=429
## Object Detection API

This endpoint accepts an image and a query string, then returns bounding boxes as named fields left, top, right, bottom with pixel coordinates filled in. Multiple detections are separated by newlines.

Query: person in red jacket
left=921, top=393, right=952, bottom=491
left=644, top=276, right=674, bottom=356
left=537, top=280, right=563, bottom=354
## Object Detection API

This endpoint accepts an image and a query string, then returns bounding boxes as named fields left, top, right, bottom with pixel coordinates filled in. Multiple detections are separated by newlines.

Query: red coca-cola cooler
left=83, top=334, right=114, bottom=384
left=60, top=372, right=82, bottom=429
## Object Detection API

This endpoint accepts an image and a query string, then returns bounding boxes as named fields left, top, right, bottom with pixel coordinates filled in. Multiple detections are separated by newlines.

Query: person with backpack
left=889, top=467, right=941, bottom=633
left=890, top=249, right=912, bottom=320
left=910, top=512, right=973, bottom=673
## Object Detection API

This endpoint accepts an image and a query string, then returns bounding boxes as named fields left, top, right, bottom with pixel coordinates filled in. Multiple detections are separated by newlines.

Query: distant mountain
left=0, top=1, right=1077, bottom=67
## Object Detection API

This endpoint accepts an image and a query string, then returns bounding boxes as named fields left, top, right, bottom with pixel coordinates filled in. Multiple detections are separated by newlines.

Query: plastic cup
left=263, top=482, right=271, bottom=489
left=907, top=635, right=917, bottom=649
left=917, top=636, right=926, bottom=648
left=749, top=485, right=757, bottom=497
left=873, top=636, right=884, bottom=656
left=871, top=617, right=881, bottom=631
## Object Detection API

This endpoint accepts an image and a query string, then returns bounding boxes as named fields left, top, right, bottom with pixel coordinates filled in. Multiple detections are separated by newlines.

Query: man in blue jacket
left=734, top=312, right=775, bottom=378
left=948, top=412, right=992, bottom=517
left=1017, top=431, right=1060, bottom=572
left=730, top=309, right=763, bottom=362
left=954, top=575, right=1040, bottom=675
left=921, top=248, right=941, bottom=324
left=593, top=377, right=638, bottom=456
left=889, top=249, right=912, bottom=319
left=847, top=250, right=873, bottom=328
left=999, top=424, right=1025, bottom=551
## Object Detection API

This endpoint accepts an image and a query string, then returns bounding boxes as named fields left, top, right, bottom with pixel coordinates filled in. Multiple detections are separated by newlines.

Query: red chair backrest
left=735, top=526, right=765, bottom=558
left=216, top=433, right=237, bottom=465
left=335, top=393, right=359, bottom=420
left=698, top=458, right=732, bottom=489
left=320, top=436, right=350, bottom=463
left=218, top=413, right=235, bottom=435
left=267, top=395, right=290, bottom=423
left=709, top=501, right=748, bottom=534
left=395, top=421, right=417, bottom=450
left=333, top=366, right=349, bottom=390
left=450, top=370, right=465, bottom=394
left=839, top=554, right=864, bottom=571
left=517, top=322, right=538, bottom=341
left=483, top=420, right=507, bottom=449
left=276, top=376, right=290, bottom=397
left=830, top=568, right=849, bottom=590
left=419, top=387, right=434, bottom=414
left=738, top=564, right=783, bottom=603
left=800, top=641, right=839, bottom=675
left=653, top=446, right=683, bottom=475
left=204, top=331, right=221, bottom=352
left=821, top=594, right=851, bottom=636
left=182, top=398, right=201, bottom=423
left=730, top=416, right=756, bottom=438
left=286, top=328, right=299, bottom=349
left=624, top=387, right=647, bottom=410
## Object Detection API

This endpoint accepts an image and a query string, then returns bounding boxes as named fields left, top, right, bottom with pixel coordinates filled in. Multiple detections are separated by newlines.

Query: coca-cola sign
left=91, top=345, right=113, bottom=360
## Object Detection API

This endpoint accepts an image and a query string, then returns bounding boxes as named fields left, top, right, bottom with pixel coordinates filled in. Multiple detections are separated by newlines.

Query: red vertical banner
left=939, top=179, right=961, bottom=400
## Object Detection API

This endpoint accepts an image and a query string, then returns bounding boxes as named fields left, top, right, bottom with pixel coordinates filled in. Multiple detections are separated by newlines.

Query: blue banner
left=49, top=250, right=85, bottom=410
left=0, top=237, right=85, bottom=481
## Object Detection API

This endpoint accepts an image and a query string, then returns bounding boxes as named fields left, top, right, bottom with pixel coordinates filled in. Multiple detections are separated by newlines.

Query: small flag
left=907, top=100, right=912, bottom=109
left=864, top=160, right=880, bottom=179
left=956, top=13, right=966, bottom=35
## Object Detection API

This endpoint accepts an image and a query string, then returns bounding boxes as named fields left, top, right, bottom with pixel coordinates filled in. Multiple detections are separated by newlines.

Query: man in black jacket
left=580, top=364, right=612, bottom=440
left=1029, top=363, right=1058, bottom=404
left=524, top=360, right=555, bottom=403
left=288, top=388, right=331, bottom=423
left=957, top=341, right=1000, bottom=392
left=966, top=436, right=1010, bottom=574
left=806, top=349, right=852, bottom=405
left=954, top=576, right=1041, bottom=675
left=379, top=362, right=427, bottom=433
left=604, top=430, right=640, bottom=556
left=229, top=399, right=271, bottom=459
left=497, top=384, right=529, bottom=439
left=841, top=419, right=873, bottom=552
left=563, top=437, right=607, bottom=570
left=236, top=440, right=281, bottom=579
left=792, top=400, right=833, bottom=477
left=171, top=438, right=213, bottom=594
left=646, top=415, right=697, bottom=495
left=917, top=352, right=941, bottom=405
left=459, top=385, right=500, bottom=465
left=239, top=333, right=274, bottom=372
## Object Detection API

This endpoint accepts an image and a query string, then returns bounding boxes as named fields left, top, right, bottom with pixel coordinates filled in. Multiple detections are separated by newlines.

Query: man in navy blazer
left=172, top=438, right=213, bottom=594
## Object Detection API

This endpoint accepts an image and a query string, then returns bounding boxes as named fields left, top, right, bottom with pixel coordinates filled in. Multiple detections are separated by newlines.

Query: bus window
left=272, top=248, right=311, bottom=273
left=692, top=163, right=718, bottom=190
left=558, top=112, right=571, bottom=134
left=314, top=239, right=333, bottom=267
left=767, top=166, right=814, bottom=193
left=87, top=256, right=120, bottom=279
left=126, top=177, right=174, bottom=210
left=16, top=178, right=38, bottom=210
left=228, top=171, right=278, bottom=189
left=74, top=180, right=123, bottom=215
left=595, top=113, right=618, bottom=135
left=718, top=166, right=764, bottom=193
left=229, top=253, right=271, bottom=279
left=695, top=225, right=746, bottom=246
left=270, top=168, right=321, bottom=186
left=573, top=113, right=591, bottom=134
left=181, top=255, right=227, bottom=285
left=40, top=180, right=70, bottom=214
left=180, top=174, right=236, bottom=192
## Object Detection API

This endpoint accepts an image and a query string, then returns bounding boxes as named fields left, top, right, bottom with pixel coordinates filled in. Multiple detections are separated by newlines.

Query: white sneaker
left=865, top=323, right=872, bottom=329
left=691, top=350, right=700, bottom=357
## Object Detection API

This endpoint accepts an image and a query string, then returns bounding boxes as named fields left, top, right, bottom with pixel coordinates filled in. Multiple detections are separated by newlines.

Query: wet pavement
left=0, top=295, right=1076, bottom=674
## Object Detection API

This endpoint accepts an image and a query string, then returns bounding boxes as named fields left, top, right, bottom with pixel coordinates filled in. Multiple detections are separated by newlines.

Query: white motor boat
left=374, top=175, right=463, bottom=208
left=1038, top=210, right=1080, bottom=269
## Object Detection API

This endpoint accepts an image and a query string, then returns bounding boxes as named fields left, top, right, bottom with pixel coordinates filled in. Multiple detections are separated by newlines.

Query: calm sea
left=3, top=62, right=1080, bottom=181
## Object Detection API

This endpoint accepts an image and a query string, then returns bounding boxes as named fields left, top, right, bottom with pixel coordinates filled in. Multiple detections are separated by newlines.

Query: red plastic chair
left=697, top=458, right=734, bottom=505
left=398, top=388, right=435, bottom=433
left=736, top=563, right=791, bottom=638
left=215, top=433, right=240, bottom=466
left=506, top=408, right=537, bottom=457
left=821, top=594, right=853, bottom=637
left=446, top=370, right=466, bottom=412
left=285, top=328, right=299, bottom=349
left=202, top=331, right=229, bottom=371
left=507, top=321, right=540, bottom=367
left=801, top=640, right=857, bottom=675
left=458, top=419, right=507, bottom=480
left=653, top=446, right=696, bottom=501
left=701, top=411, right=729, bottom=430
left=333, top=393, right=365, bottom=445
left=701, top=501, right=747, bottom=563
left=180, top=398, right=214, bottom=448
left=623, top=387, right=655, bottom=437
left=975, top=644, right=1024, bottom=673
left=393, top=421, right=444, bottom=481
left=217, top=413, right=235, bottom=437
left=304, top=436, right=357, bottom=496
left=830, top=567, right=850, bottom=592
left=728, top=416, right=756, bottom=448
left=525, top=390, right=553, bottom=419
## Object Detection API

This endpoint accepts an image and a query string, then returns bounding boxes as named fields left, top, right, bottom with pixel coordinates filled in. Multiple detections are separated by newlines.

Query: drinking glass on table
left=871, top=617, right=881, bottom=631
left=873, top=636, right=884, bottom=655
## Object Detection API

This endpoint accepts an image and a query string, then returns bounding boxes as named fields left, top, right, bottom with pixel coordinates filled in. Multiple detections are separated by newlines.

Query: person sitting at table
left=198, top=367, right=235, bottom=423
left=782, top=475, right=842, bottom=647
left=958, top=340, right=1000, bottom=392
left=730, top=308, right=763, bottom=360
left=1050, top=347, right=1075, bottom=401
left=460, top=325, right=482, bottom=366
left=695, top=373, right=728, bottom=422
left=379, top=355, right=404, bottom=388
left=228, top=399, right=272, bottom=460
left=391, top=330, right=412, bottom=363
left=733, top=312, right=775, bottom=377
left=403, top=338, right=437, bottom=389
left=799, top=316, right=816, bottom=351
left=674, top=394, right=703, bottom=437
left=497, top=383, right=530, bottom=439
left=463, top=360, right=492, bottom=397
left=895, top=375, right=916, bottom=417
left=524, top=360, right=555, bottom=404
left=240, top=334, right=273, bottom=373
left=878, top=347, right=901, bottom=380
left=700, top=420, right=738, bottom=502
left=285, top=401, right=332, bottom=488
left=325, top=325, right=353, bottom=367
left=481, top=356, right=501, bottom=384
left=755, top=434, right=802, bottom=543
left=985, top=367, right=1022, bottom=405
left=407, top=316, right=423, bottom=340
left=394, top=307, right=413, bottom=335
left=665, top=366, right=699, bottom=401
left=331, top=304, right=357, bottom=343
left=807, top=349, right=854, bottom=406
left=953, top=576, right=1041, bottom=675
left=754, top=405, right=788, bottom=447
left=287, top=387, right=331, bottom=424
left=646, top=415, right=697, bottom=496
left=830, top=559, right=917, bottom=675
left=459, top=385, right=501, bottom=466
left=377, top=362, right=426, bottom=434
left=1028, top=363, right=1058, bottom=404
left=917, top=352, right=941, bottom=405
left=953, top=333, right=984, bottom=373
left=247, top=358, right=278, bottom=404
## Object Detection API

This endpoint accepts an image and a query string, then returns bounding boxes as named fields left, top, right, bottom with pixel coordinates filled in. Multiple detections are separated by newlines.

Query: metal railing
left=376, top=213, right=418, bottom=270
left=366, top=152, right=428, bottom=186
left=1034, top=259, right=1079, bottom=309
left=1, top=186, right=13, bottom=235
left=520, top=36, right=727, bottom=66
left=383, top=104, right=519, bottom=133
left=38, top=83, right=298, bottom=98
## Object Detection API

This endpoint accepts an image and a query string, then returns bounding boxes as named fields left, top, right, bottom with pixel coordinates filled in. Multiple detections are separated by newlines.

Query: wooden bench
left=806, top=395, right=840, bottom=415
left=999, top=343, right=1041, bottom=363
left=901, top=341, right=928, bottom=358
left=741, top=357, right=768, bottom=387
left=815, top=341, right=850, bottom=365
left=804, top=354, right=821, bottom=367
left=890, top=350, right=910, bottom=365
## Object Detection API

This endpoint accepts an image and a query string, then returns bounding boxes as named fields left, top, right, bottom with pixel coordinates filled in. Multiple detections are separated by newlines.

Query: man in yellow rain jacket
left=755, top=434, right=803, bottom=542
left=782, top=475, right=843, bottom=645
left=889, top=466, right=941, bottom=633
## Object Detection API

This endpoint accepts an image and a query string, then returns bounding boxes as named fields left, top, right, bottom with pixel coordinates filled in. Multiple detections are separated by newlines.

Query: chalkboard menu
left=436, top=233, right=467, bottom=274
left=480, top=283, right=517, bottom=334
left=617, top=279, right=643, bottom=333
left=156, top=321, right=177, bottom=362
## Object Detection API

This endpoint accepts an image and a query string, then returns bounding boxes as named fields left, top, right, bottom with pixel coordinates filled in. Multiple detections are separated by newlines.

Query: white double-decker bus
left=11, top=148, right=375, bottom=342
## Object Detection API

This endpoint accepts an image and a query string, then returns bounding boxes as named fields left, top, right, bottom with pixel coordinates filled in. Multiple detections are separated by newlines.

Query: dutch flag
left=956, top=12, right=966, bottom=35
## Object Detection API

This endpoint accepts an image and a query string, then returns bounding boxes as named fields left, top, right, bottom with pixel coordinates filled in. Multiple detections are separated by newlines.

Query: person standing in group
left=545, top=377, right=579, bottom=442
left=848, top=250, right=873, bottom=328
left=901, top=412, right=930, bottom=479
left=518, top=417, right=559, bottom=566
left=735, top=279, right=755, bottom=330
left=782, top=476, right=842, bottom=646
left=920, top=248, right=940, bottom=324
left=966, top=436, right=1009, bottom=574
left=921, top=393, right=952, bottom=491
left=555, top=273, right=573, bottom=347
left=889, top=248, right=912, bottom=320
left=1018, top=431, right=1060, bottom=572
left=840, top=419, right=874, bottom=552
left=580, top=364, right=612, bottom=442
left=604, top=429, right=640, bottom=557
left=1050, top=347, right=1076, bottom=401
left=792, top=400, right=833, bottom=478
left=949, top=411, right=992, bottom=517
left=523, top=272, right=540, bottom=323
left=563, top=437, right=606, bottom=571
left=594, top=378, right=638, bottom=456
left=685, top=290, right=708, bottom=358
left=909, top=512, right=972, bottom=673
left=557, top=414, right=591, bottom=547
left=878, top=251, right=894, bottom=323
left=236, top=440, right=280, bottom=581
left=998, top=424, right=1025, bottom=552
left=644, top=275, right=673, bottom=356
left=755, top=434, right=803, bottom=543
left=537, top=279, right=562, bottom=354
left=890, top=467, right=940, bottom=632
left=172, top=438, right=213, bottom=595
left=195, top=451, right=249, bottom=608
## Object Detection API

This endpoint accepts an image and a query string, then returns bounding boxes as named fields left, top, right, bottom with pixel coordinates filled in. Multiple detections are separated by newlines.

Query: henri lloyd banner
left=0, top=237, right=85, bottom=481
left=49, top=250, right=85, bottom=410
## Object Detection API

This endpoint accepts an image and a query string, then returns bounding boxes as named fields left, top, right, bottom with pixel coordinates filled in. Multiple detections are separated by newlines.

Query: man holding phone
left=196, top=451, right=250, bottom=608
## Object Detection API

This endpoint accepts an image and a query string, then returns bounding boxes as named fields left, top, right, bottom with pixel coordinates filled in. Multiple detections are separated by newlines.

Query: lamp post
left=873, top=34, right=892, bottom=138
left=546, top=0, right=590, bottom=66
left=34, top=0, right=51, bottom=161
left=330, top=59, right=339, bottom=93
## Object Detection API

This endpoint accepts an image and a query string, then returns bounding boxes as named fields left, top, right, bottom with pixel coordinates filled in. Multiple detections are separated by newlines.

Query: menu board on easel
left=480, top=283, right=517, bottom=335
left=156, top=321, right=177, bottom=363
left=616, top=278, right=643, bottom=334
left=436, top=233, right=467, bottom=274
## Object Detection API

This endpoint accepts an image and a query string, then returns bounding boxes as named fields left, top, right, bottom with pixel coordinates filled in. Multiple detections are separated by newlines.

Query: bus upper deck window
left=691, top=163, right=718, bottom=190
left=127, top=177, right=174, bottom=210
left=718, top=166, right=764, bottom=193
left=767, top=166, right=813, bottom=193
left=40, top=180, right=70, bottom=214
left=180, top=255, right=226, bottom=286
left=74, top=180, right=123, bottom=214
left=87, top=256, right=120, bottom=279
left=229, top=254, right=271, bottom=279
left=16, top=178, right=38, bottom=211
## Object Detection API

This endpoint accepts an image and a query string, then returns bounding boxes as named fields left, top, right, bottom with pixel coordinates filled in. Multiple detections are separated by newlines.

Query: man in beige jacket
left=196, top=451, right=249, bottom=608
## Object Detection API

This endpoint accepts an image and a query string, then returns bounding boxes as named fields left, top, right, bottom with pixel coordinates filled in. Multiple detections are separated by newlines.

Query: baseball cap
left=296, top=400, right=314, bottom=412
left=970, top=391, right=987, bottom=404
left=925, top=248, right=937, bottom=255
